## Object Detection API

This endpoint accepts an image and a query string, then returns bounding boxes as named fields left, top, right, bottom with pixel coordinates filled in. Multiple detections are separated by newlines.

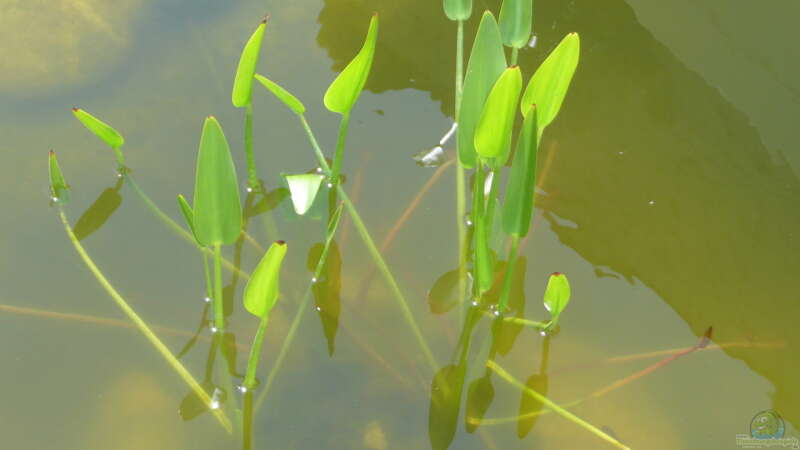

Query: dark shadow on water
left=318, top=0, right=800, bottom=429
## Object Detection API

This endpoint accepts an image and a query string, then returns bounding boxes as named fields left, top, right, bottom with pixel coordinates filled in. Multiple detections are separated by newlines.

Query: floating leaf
left=72, top=108, right=125, bottom=149
left=474, top=66, right=522, bottom=165
left=243, top=241, right=288, bottom=318
left=457, top=11, right=506, bottom=169
left=177, top=194, right=200, bottom=245
left=48, top=151, right=69, bottom=202
left=232, top=19, right=267, bottom=108
left=323, top=14, right=379, bottom=115
left=443, top=0, right=472, bottom=21
left=192, top=117, right=242, bottom=247
left=284, top=174, right=325, bottom=215
left=520, top=33, right=580, bottom=132
left=543, top=272, right=570, bottom=323
left=501, top=105, right=539, bottom=237
left=499, top=0, right=533, bottom=49
left=254, top=74, right=306, bottom=115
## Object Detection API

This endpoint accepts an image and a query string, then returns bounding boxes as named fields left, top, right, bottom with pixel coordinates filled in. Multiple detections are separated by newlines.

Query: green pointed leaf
left=323, top=14, right=378, bottom=114
left=192, top=117, right=242, bottom=246
left=501, top=106, right=539, bottom=237
left=458, top=12, right=506, bottom=168
left=520, top=33, right=580, bottom=132
left=254, top=74, right=306, bottom=114
left=72, top=108, right=124, bottom=149
left=443, top=0, right=472, bottom=21
left=232, top=19, right=267, bottom=108
left=177, top=194, right=200, bottom=245
left=474, top=66, right=522, bottom=164
left=284, top=173, right=324, bottom=215
left=48, top=151, right=69, bottom=203
left=499, top=0, right=533, bottom=49
left=543, top=272, right=570, bottom=322
left=244, top=241, right=288, bottom=318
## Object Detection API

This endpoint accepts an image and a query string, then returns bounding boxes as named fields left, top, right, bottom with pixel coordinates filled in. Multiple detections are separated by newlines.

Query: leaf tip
left=261, top=13, right=270, bottom=24
left=275, top=240, right=286, bottom=245
left=71, top=107, right=79, bottom=112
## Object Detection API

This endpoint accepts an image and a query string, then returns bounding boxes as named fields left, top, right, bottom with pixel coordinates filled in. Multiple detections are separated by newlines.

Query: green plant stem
left=202, top=251, right=213, bottom=300
left=242, top=391, right=254, bottom=450
left=125, top=174, right=250, bottom=280
left=471, top=165, right=486, bottom=297
left=114, top=148, right=126, bottom=168
left=510, top=47, right=519, bottom=65
left=213, top=243, right=225, bottom=332
left=487, top=360, right=629, bottom=449
left=244, top=103, right=259, bottom=191
left=57, top=207, right=232, bottom=433
left=243, top=315, right=270, bottom=389
left=455, top=19, right=468, bottom=316
left=497, top=235, right=520, bottom=312
left=297, top=114, right=437, bottom=371
left=330, top=113, right=351, bottom=185
left=254, top=205, right=342, bottom=413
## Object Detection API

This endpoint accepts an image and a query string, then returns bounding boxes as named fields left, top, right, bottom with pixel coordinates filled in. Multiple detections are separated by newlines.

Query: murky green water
left=2, top=0, right=799, bottom=449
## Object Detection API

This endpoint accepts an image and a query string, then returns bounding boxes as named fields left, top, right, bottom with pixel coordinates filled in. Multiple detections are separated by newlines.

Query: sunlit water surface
left=2, top=0, right=799, bottom=449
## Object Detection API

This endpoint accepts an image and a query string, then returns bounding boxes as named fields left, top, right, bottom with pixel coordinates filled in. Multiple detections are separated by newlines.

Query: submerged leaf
left=499, top=0, right=533, bottom=49
left=324, top=14, right=379, bottom=115
left=465, top=373, right=495, bottom=433
left=520, top=32, right=580, bottom=132
left=458, top=11, right=506, bottom=168
left=474, top=66, right=522, bottom=166
left=232, top=18, right=267, bottom=108
left=192, top=117, right=242, bottom=247
left=72, top=108, right=125, bottom=149
left=443, top=0, right=472, bottom=21
left=244, top=241, right=288, bottom=318
left=284, top=173, right=325, bottom=215
left=429, top=364, right=466, bottom=450
left=48, top=151, right=69, bottom=202
left=428, top=269, right=470, bottom=314
left=74, top=182, right=123, bottom=241
left=501, top=106, right=539, bottom=237
left=254, top=74, right=306, bottom=115
left=543, top=272, right=570, bottom=323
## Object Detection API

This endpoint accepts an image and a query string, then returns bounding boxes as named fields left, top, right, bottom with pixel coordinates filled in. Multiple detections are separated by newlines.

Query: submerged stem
left=487, top=360, right=629, bottom=449
left=243, top=316, right=270, bottom=389
left=57, top=207, right=232, bottom=433
left=244, top=103, right=259, bottom=191
left=455, top=19, right=468, bottom=316
left=330, top=113, right=351, bottom=185
left=297, top=114, right=437, bottom=371
left=213, top=243, right=225, bottom=332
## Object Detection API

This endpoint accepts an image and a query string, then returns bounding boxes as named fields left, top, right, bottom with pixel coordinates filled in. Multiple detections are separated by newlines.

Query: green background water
left=1, top=0, right=798, bottom=448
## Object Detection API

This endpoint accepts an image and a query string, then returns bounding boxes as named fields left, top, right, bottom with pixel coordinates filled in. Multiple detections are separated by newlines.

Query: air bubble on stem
left=316, top=167, right=324, bottom=174
left=464, top=216, right=474, bottom=227
left=315, top=306, right=321, bottom=312
left=236, top=385, right=248, bottom=394
left=311, top=277, right=318, bottom=284
left=471, top=300, right=478, bottom=306
left=210, top=326, right=219, bottom=334
left=326, top=182, right=333, bottom=189
left=203, top=296, right=212, bottom=303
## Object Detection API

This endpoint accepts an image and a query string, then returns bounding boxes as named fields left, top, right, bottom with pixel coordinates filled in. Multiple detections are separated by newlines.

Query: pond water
left=2, top=0, right=799, bottom=449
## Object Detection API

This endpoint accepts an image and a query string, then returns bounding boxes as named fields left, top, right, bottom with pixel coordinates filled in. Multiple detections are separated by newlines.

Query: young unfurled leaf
left=243, top=241, right=288, bottom=318
left=177, top=194, right=200, bottom=245
left=72, top=108, right=125, bottom=149
left=443, top=0, right=472, bottom=21
left=48, top=151, right=69, bottom=202
left=232, top=18, right=267, bottom=108
left=324, top=14, right=378, bottom=115
left=543, top=272, right=570, bottom=324
left=284, top=173, right=325, bottom=215
left=192, top=117, right=242, bottom=247
left=501, top=105, right=539, bottom=237
left=254, top=74, right=306, bottom=115
left=474, top=66, right=522, bottom=165
left=520, top=33, right=580, bottom=132
left=458, top=11, right=506, bottom=169
left=499, top=0, right=533, bottom=49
